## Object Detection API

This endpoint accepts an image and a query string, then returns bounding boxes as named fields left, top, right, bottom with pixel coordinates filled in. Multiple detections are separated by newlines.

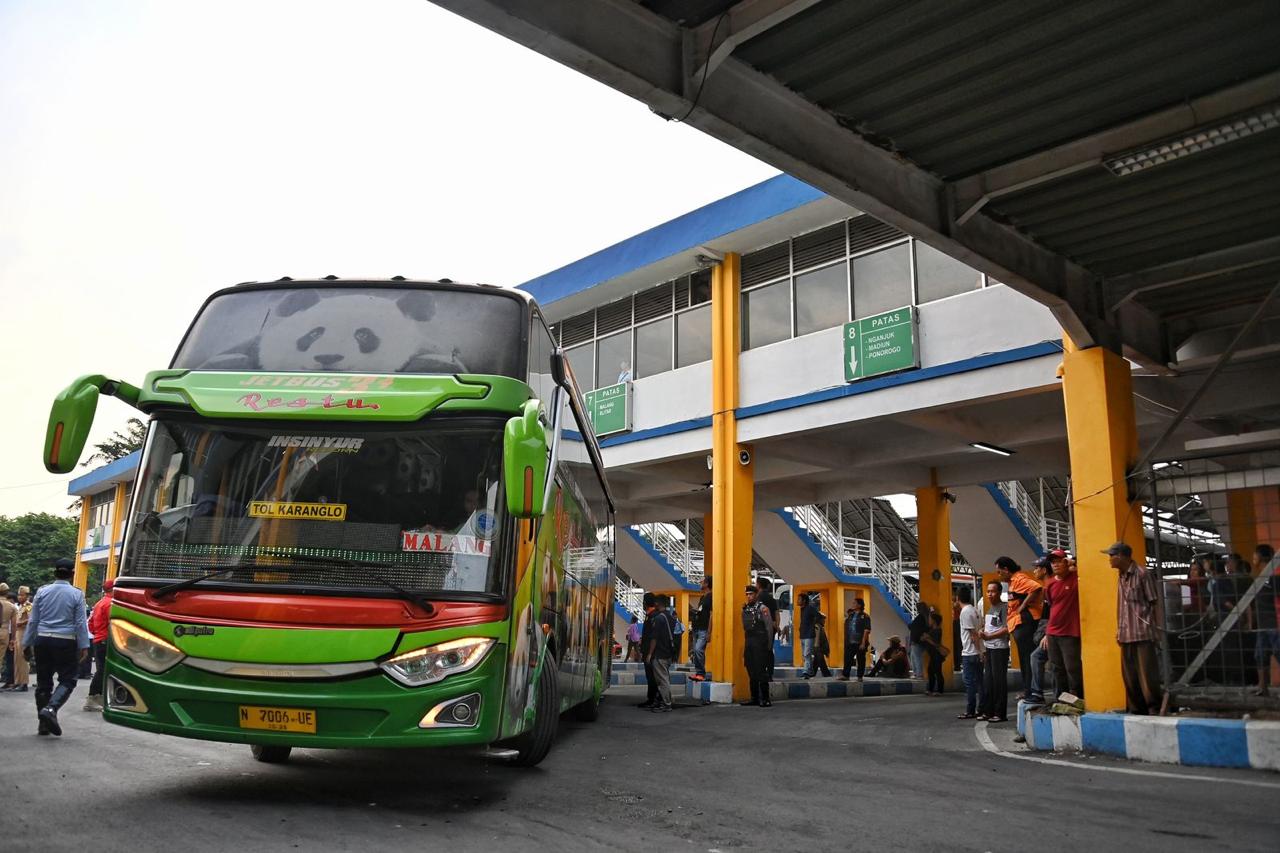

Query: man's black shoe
left=37, top=718, right=50, bottom=736
left=38, top=707, right=61, bottom=737
left=760, top=699, right=772, bottom=707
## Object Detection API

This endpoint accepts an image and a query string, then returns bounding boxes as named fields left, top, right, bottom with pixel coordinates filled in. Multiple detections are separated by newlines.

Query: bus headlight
left=109, top=619, right=186, bottom=674
left=380, top=637, right=495, bottom=687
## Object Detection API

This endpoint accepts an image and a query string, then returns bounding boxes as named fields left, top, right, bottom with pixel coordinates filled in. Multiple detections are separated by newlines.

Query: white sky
left=0, top=0, right=778, bottom=517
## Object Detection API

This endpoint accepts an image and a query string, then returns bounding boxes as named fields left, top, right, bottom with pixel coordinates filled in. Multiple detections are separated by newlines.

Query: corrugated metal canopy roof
left=437, top=0, right=1280, bottom=369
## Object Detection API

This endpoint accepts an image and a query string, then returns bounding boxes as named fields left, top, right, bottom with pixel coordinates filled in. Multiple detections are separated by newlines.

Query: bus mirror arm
left=504, top=399, right=550, bottom=519
left=43, top=374, right=144, bottom=475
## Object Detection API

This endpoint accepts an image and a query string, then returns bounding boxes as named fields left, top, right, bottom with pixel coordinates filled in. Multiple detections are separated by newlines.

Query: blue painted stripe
left=1079, top=714, right=1127, bottom=758
left=862, top=682, right=882, bottom=697
left=1031, top=714, right=1054, bottom=748
left=893, top=681, right=915, bottom=695
left=1177, top=718, right=1250, bottom=768
left=517, top=175, right=823, bottom=307
left=562, top=341, right=1059, bottom=450
left=827, top=681, right=848, bottom=698
left=735, top=341, right=1062, bottom=420
left=622, top=526, right=699, bottom=591
left=787, top=682, right=809, bottom=699
left=68, top=450, right=141, bottom=496
left=981, top=483, right=1045, bottom=555
left=770, top=508, right=913, bottom=626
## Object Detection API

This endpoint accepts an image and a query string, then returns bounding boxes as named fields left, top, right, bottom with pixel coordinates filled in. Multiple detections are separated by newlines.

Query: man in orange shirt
left=84, top=578, right=114, bottom=711
left=995, top=556, right=1043, bottom=701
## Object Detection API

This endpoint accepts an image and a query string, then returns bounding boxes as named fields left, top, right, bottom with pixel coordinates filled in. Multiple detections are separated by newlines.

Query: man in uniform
left=22, top=558, right=90, bottom=736
left=741, top=585, right=775, bottom=707
left=0, top=583, right=16, bottom=688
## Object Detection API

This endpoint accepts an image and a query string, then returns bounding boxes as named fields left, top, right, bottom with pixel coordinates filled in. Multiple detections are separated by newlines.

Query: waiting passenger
left=1044, top=551, right=1083, bottom=703
left=807, top=613, right=833, bottom=678
left=869, top=636, right=909, bottom=678
left=625, top=615, right=642, bottom=662
left=1251, top=544, right=1278, bottom=697
left=839, top=599, right=872, bottom=682
left=977, top=580, right=1011, bottom=723
left=956, top=586, right=984, bottom=719
left=923, top=611, right=947, bottom=696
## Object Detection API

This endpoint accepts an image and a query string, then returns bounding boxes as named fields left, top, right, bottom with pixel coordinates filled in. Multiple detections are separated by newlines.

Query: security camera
left=942, top=491, right=957, bottom=504
left=738, top=449, right=751, bottom=466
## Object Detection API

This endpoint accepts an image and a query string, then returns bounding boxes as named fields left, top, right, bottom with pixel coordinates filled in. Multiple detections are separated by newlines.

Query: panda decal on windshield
left=199, top=289, right=469, bottom=374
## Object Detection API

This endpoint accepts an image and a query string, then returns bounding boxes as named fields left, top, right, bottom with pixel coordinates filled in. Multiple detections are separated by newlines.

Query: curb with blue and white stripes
left=1017, top=700, right=1280, bottom=771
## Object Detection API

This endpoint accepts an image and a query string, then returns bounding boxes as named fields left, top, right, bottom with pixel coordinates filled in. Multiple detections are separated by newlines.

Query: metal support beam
left=1106, top=235, right=1280, bottom=310
left=429, top=0, right=1166, bottom=361
left=689, top=0, right=826, bottom=82
left=951, top=71, right=1280, bottom=225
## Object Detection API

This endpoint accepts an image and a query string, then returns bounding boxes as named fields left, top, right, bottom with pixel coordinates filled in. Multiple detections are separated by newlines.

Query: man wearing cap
left=84, top=577, right=116, bottom=711
left=1107, top=542, right=1162, bottom=714
left=1045, top=549, right=1084, bottom=702
left=741, top=584, right=774, bottom=707
left=22, top=558, right=90, bottom=736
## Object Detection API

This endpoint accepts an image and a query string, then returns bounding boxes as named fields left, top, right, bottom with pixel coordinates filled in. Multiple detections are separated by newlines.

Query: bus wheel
left=509, top=656, right=558, bottom=767
left=250, top=744, right=292, bottom=764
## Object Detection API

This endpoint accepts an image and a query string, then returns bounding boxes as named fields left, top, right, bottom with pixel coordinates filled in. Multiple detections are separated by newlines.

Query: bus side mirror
left=44, top=375, right=106, bottom=474
left=504, top=399, right=549, bottom=518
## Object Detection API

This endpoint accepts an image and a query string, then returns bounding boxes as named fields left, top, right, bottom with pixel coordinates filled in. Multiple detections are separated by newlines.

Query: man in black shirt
left=756, top=578, right=779, bottom=678
left=798, top=592, right=819, bottom=679
left=646, top=594, right=676, bottom=712
left=908, top=603, right=931, bottom=679
left=690, top=577, right=712, bottom=681
left=840, top=598, right=872, bottom=681
left=637, top=593, right=659, bottom=709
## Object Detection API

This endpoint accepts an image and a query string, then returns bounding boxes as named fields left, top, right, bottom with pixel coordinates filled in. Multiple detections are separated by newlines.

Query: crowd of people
left=2, top=558, right=114, bottom=736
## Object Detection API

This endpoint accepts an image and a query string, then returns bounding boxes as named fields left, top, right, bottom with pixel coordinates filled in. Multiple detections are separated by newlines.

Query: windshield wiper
left=266, top=552, right=436, bottom=615
left=153, top=567, right=238, bottom=600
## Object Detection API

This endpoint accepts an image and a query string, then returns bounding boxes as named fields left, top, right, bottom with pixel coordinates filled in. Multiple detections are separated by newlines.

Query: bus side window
left=529, top=314, right=556, bottom=405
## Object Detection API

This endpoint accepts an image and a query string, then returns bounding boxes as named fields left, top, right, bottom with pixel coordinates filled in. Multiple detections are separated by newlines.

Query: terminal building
left=516, top=173, right=1280, bottom=706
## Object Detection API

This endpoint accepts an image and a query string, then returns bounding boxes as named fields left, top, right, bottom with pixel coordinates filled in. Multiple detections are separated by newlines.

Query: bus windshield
left=121, top=417, right=508, bottom=596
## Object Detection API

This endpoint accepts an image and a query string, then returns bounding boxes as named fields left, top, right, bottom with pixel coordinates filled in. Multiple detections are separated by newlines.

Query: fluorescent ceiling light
left=970, top=441, right=1014, bottom=456
left=1104, top=105, right=1279, bottom=177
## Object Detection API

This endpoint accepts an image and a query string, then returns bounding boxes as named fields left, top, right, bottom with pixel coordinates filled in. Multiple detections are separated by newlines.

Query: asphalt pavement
left=1, top=681, right=1275, bottom=852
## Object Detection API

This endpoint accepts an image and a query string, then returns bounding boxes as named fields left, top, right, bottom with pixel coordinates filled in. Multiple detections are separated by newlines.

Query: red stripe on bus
left=111, top=587, right=506, bottom=630
left=524, top=466, right=534, bottom=508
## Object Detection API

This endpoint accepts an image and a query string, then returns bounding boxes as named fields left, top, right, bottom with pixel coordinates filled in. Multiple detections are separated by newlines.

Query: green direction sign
left=844, top=306, right=919, bottom=382
left=585, top=381, right=632, bottom=437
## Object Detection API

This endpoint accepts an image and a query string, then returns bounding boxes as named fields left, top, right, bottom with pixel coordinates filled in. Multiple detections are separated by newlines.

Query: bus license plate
left=238, top=705, right=317, bottom=733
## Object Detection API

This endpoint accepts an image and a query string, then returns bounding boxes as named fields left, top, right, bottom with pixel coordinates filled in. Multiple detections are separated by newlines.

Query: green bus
left=44, top=280, right=615, bottom=766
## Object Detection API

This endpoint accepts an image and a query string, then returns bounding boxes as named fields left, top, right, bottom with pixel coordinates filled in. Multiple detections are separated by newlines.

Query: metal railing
left=614, top=567, right=645, bottom=620
left=788, top=504, right=920, bottom=616
left=630, top=522, right=705, bottom=583
left=996, top=480, right=1074, bottom=553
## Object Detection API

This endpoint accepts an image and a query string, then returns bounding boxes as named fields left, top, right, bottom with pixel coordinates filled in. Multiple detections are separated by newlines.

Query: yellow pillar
left=1061, top=336, right=1145, bottom=712
left=707, top=253, right=755, bottom=698
left=1227, top=490, right=1258, bottom=564
left=105, top=481, right=127, bottom=583
left=73, top=494, right=91, bottom=592
left=915, top=474, right=952, bottom=667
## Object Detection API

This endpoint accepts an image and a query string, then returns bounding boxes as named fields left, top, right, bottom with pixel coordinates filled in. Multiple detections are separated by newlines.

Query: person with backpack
left=637, top=593, right=659, bottom=709
left=646, top=594, right=676, bottom=713
left=807, top=612, right=833, bottom=678
left=741, top=584, right=775, bottom=707
left=689, top=576, right=712, bottom=681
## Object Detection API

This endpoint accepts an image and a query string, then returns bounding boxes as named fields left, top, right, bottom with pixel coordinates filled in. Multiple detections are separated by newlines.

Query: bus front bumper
left=101, top=647, right=507, bottom=749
